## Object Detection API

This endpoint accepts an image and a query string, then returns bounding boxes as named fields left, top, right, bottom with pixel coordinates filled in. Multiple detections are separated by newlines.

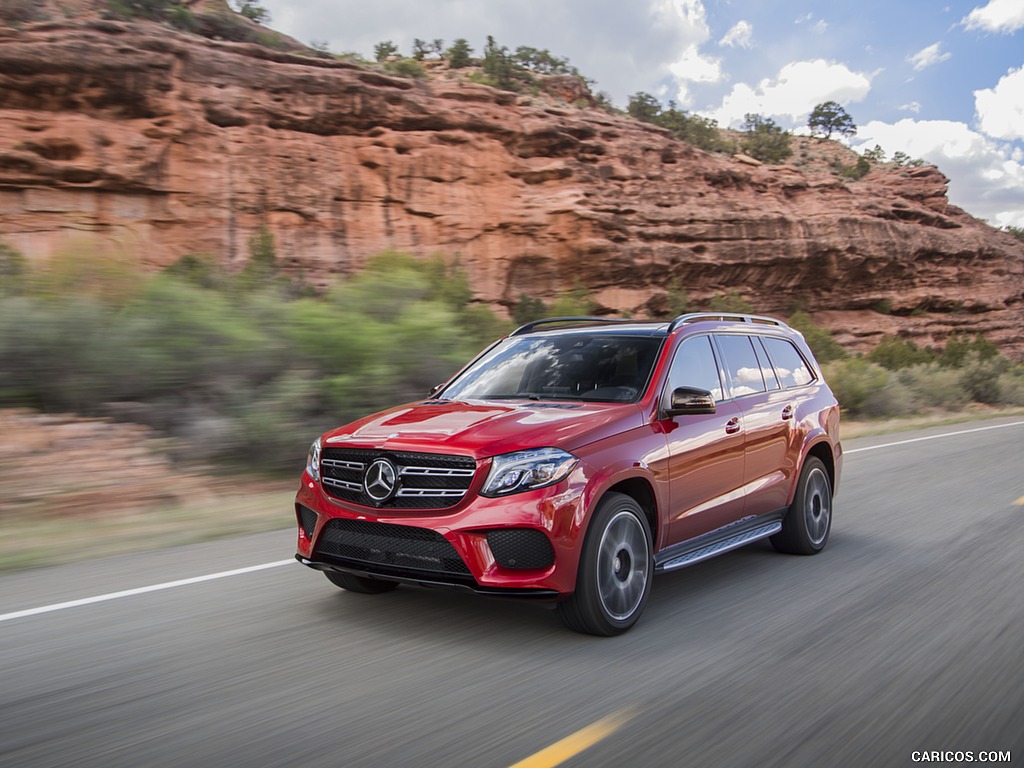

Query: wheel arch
left=605, top=476, right=658, bottom=546
left=804, top=440, right=835, bottom=496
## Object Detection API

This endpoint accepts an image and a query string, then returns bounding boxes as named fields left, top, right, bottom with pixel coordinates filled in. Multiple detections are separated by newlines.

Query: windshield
left=441, top=334, right=663, bottom=403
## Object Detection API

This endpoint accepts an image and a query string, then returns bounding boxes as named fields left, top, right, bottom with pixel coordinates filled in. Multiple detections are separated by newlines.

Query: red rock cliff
left=1, top=19, right=1022, bottom=355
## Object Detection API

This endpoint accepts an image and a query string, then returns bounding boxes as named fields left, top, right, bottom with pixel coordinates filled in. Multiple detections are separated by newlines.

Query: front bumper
left=294, top=467, right=588, bottom=596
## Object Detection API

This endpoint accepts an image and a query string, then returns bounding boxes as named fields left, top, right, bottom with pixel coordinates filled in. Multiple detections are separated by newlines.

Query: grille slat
left=315, top=519, right=472, bottom=578
left=320, top=447, right=476, bottom=509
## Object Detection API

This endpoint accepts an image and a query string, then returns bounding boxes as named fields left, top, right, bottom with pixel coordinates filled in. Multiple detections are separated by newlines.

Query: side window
left=667, top=336, right=724, bottom=402
left=715, top=334, right=767, bottom=397
left=763, top=337, right=814, bottom=388
left=753, top=336, right=781, bottom=391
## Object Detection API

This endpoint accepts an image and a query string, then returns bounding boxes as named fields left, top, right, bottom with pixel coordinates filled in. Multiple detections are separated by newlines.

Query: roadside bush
left=0, top=248, right=506, bottom=472
left=894, top=364, right=971, bottom=410
left=867, top=335, right=936, bottom=370
left=958, top=354, right=1011, bottom=404
left=824, top=358, right=911, bottom=418
left=788, top=310, right=847, bottom=364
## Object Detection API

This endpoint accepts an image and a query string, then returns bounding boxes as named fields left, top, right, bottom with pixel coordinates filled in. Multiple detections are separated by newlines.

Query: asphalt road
left=2, top=418, right=1023, bottom=768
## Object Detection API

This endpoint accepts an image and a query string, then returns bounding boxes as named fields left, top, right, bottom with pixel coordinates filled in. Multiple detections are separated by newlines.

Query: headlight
left=482, top=447, right=578, bottom=496
left=306, top=437, right=321, bottom=482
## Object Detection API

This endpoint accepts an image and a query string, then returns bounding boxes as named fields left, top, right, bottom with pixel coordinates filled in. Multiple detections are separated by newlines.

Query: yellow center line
left=507, top=707, right=637, bottom=768
left=1015, top=496, right=1024, bottom=506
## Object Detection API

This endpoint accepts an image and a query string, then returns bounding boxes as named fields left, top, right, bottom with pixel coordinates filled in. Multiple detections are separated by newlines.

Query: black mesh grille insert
left=297, top=504, right=318, bottom=538
left=315, top=519, right=472, bottom=577
left=320, top=448, right=476, bottom=509
left=486, top=529, right=555, bottom=570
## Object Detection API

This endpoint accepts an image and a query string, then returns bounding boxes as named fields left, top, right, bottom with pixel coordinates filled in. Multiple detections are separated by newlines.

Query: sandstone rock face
left=1, top=21, right=1022, bottom=356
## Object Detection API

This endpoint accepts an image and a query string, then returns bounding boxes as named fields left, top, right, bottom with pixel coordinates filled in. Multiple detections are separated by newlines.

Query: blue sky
left=260, top=0, right=1024, bottom=227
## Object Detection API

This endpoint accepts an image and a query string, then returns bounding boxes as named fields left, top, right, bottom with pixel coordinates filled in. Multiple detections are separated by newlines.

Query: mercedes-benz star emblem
left=363, top=458, right=398, bottom=503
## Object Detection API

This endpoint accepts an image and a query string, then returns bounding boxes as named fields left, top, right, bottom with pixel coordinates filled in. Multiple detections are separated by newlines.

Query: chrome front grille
left=319, top=447, right=477, bottom=509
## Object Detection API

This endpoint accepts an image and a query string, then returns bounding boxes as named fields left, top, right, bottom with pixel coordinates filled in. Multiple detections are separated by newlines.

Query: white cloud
left=975, top=67, right=1024, bottom=141
left=852, top=119, right=1024, bottom=227
left=654, top=0, right=723, bottom=105
left=814, top=20, right=828, bottom=33
left=900, top=101, right=922, bottom=114
left=706, top=60, right=872, bottom=128
left=719, top=20, right=752, bottom=48
left=961, top=0, right=1024, bottom=33
left=908, top=43, right=951, bottom=72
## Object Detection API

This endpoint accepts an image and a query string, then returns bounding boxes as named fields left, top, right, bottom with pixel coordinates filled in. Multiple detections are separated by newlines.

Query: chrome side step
left=657, top=521, right=782, bottom=572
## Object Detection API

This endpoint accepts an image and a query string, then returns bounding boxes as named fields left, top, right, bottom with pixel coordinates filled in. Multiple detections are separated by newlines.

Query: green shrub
left=823, top=358, right=895, bottom=417
left=958, top=354, right=1011, bottom=404
left=741, top=113, right=792, bottom=164
left=894, top=364, right=970, bottom=410
left=788, top=311, right=847, bottom=364
left=0, top=240, right=27, bottom=296
left=512, top=293, right=547, bottom=325
left=867, top=335, right=937, bottom=370
left=708, top=290, right=753, bottom=313
left=384, top=58, right=428, bottom=80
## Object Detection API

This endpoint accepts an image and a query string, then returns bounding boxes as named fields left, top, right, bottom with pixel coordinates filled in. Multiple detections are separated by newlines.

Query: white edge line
left=845, top=420, right=1024, bottom=455
left=0, top=559, right=295, bottom=624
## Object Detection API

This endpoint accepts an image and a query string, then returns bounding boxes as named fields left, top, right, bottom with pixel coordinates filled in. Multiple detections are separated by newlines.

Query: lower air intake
left=486, top=529, right=555, bottom=570
left=315, top=519, right=471, bottom=578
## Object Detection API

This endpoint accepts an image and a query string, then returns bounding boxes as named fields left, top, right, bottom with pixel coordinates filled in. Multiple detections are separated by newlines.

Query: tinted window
left=753, top=336, right=781, bottom=390
left=763, top=337, right=814, bottom=388
left=442, top=334, right=663, bottom=403
left=667, top=336, right=723, bottom=402
left=716, top=334, right=767, bottom=397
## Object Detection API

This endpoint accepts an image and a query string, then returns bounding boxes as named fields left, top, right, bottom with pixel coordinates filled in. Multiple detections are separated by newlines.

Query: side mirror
left=665, top=386, right=716, bottom=417
left=428, top=384, right=444, bottom=397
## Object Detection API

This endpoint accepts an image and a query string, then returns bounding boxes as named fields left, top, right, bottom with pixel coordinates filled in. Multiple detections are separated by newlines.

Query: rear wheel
left=325, top=570, right=399, bottom=594
left=557, top=492, right=653, bottom=636
left=771, top=456, right=832, bottom=555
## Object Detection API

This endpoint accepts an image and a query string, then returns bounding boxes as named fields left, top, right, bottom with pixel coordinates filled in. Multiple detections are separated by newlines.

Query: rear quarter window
left=762, top=337, right=815, bottom=388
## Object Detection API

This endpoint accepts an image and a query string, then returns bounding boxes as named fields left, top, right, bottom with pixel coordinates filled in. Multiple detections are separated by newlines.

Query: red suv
left=295, top=313, right=842, bottom=635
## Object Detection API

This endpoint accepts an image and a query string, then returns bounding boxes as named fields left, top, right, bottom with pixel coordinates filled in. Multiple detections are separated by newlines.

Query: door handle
left=725, top=417, right=741, bottom=434
left=781, top=405, right=794, bottom=421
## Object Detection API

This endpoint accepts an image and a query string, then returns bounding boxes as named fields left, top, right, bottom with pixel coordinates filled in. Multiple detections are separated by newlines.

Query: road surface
left=2, top=418, right=1022, bottom=767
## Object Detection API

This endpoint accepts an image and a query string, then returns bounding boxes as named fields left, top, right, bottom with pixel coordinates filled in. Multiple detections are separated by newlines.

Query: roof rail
left=666, top=312, right=789, bottom=334
left=509, top=316, right=634, bottom=337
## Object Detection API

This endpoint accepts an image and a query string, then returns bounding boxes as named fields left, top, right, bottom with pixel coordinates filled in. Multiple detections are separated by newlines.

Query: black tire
left=324, top=570, right=399, bottom=594
left=771, top=456, right=832, bottom=555
left=557, top=492, right=653, bottom=636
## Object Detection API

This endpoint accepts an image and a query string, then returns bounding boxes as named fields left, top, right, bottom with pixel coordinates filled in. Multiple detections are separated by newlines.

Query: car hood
left=322, top=399, right=645, bottom=459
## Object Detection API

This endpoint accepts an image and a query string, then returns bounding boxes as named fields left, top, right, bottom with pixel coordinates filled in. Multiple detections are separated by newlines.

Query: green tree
left=513, top=46, right=577, bottom=75
left=446, top=38, right=473, bottom=68
left=412, top=38, right=429, bottom=61
left=231, top=0, right=270, bottom=23
left=863, top=144, right=886, bottom=162
left=741, top=113, right=792, bottom=163
left=891, top=151, right=926, bottom=168
left=374, top=40, right=398, bottom=62
left=808, top=101, right=856, bottom=140
left=481, top=35, right=524, bottom=90
left=626, top=91, right=661, bottom=123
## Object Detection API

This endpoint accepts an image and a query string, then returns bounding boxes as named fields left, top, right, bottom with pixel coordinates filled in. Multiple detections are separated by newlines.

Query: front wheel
left=325, top=570, right=399, bottom=594
left=771, top=456, right=832, bottom=555
left=557, top=492, right=653, bottom=636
